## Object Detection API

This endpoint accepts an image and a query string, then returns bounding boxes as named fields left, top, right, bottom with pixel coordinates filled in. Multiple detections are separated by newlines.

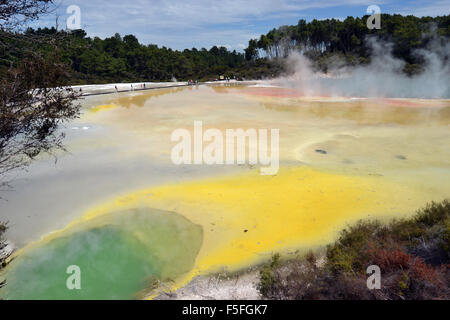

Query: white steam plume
left=274, top=36, right=450, bottom=99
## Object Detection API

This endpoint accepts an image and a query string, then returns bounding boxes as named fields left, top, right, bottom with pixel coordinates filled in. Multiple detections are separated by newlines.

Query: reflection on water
left=2, top=208, right=203, bottom=300
left=260, top=99, right=450, bottom=125
left=105, top=87, right=188, bottom=109
left=80, top=86, right=191, bottom=112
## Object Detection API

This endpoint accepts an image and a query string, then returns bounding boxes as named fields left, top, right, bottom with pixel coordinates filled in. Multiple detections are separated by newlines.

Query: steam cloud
left=274, top=36, right=450, bottom=99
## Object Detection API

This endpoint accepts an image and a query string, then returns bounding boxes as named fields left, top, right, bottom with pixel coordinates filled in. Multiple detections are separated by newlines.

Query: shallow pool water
left=1, top=208, right=203, bottom=299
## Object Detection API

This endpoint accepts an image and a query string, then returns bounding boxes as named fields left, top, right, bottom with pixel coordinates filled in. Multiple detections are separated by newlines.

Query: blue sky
left=34, top=0, right=450, bottom=51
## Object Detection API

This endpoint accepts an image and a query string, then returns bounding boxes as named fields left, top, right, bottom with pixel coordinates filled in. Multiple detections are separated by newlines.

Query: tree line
left=1, top=27, right=249, bottom=83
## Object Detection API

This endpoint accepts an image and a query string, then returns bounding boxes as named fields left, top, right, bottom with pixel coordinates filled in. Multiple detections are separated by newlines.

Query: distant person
left=115, top=85, right=118, bottom=92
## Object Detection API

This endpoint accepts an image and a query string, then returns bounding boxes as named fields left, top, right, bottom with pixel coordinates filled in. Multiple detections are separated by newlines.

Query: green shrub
left=258, top=253, right=281, bottom=297
left=326, top=221, right=386, bottom=274
left=414, top=200, right=450, bottom=227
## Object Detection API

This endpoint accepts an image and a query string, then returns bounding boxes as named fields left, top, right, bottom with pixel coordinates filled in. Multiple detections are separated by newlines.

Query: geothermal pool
left=1, top=84, right=449, bottom=299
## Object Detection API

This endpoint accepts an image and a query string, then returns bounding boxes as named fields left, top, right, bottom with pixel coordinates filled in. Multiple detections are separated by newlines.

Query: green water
left=1, top=208, right=203, bottom=300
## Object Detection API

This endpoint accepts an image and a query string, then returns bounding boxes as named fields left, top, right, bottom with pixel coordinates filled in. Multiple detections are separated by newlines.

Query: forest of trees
left=1, top=14, right=449, bottom=84
left=0, top=28, right=249, bottom=83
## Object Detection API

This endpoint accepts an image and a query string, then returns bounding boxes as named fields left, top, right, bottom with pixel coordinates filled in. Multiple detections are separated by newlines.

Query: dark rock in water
left=395, top=155, right=407, bottom=160
left=342, top=159, right=353, bottom=164
left=315, top=149, right=327, bottom=154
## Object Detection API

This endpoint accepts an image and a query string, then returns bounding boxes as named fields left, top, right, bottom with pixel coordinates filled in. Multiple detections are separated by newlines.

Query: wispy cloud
left=395, top=0, right=450, bottom=17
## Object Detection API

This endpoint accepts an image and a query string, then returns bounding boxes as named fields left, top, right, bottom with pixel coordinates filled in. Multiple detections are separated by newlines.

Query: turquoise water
left=1, top=208, right=203, bottom=300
